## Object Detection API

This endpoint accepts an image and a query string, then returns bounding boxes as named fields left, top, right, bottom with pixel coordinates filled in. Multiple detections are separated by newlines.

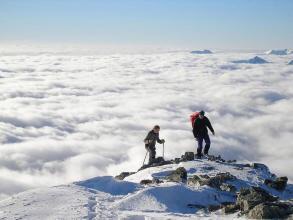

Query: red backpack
left=190, top=112, right=200, bottom=128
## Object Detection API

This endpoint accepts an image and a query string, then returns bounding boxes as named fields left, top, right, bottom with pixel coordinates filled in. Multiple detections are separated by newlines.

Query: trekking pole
left=142, top=150, right=148, bottom=166
left=162, top=143, right=165, bottom=160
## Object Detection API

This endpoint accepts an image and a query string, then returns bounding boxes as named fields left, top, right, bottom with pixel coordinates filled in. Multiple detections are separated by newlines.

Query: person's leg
left=203, top=133, right=211, bottom=155
left=148, top=146, right=156, bottom=165
left=197, top=136, right=204, bottom=157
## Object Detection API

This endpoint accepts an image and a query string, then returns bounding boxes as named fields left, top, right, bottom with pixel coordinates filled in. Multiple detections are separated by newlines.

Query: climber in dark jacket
left=144, top=125, right=165, bottom=165
left=193, top=110, right=215, bottom=158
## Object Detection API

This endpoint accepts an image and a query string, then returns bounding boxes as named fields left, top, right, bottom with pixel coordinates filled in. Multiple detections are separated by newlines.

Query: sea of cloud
left=0, top=51, right=292, bottom=199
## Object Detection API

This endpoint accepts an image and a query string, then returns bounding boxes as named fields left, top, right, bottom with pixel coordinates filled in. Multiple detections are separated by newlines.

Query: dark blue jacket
left=193, top=116, right=214, bottom=138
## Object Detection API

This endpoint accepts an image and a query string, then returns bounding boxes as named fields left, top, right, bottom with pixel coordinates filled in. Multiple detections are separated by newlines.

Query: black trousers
left=197, top=133, right=211, bottom=155
left=146, top=145, right=156, bottom=165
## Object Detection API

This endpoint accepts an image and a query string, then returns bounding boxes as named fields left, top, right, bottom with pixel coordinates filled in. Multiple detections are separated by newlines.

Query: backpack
left=190, top=112, right=200, bottom=128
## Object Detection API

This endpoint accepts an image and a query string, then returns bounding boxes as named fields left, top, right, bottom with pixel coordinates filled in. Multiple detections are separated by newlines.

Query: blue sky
left=1, top=0, right=292, bottom=49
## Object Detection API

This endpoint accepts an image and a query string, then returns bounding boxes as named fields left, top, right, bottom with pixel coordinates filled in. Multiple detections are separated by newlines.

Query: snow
left=232, top=56, right=269, bottom=64
left=0, top=51, right=293, bottom=200
left=1, top=159, right=292, bottom=219
left=0, top=185, right=95, bottom=219
left=190, top=49, right=213, bottom=54
left=75, top=176, right=140, bottom=195
left=265, top=49, right=291, bottom=55
left=114, top=184, right=234, bottom=213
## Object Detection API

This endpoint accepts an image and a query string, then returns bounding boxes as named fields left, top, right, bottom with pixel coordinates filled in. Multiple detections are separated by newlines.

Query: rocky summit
left=1, top=153, right=293, bottom=219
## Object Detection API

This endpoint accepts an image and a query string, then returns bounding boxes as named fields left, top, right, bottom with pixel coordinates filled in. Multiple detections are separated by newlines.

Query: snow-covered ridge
left=190, top=49, right=213, bottom=54
left=232, top=56, right=269, bottom=64
left=0, top=155, right=292, bottom=219
left=265, top=49, right=293, bottom=55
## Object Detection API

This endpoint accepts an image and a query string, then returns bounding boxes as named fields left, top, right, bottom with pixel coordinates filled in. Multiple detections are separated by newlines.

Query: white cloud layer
left=0, top=51, right=293, bottom=198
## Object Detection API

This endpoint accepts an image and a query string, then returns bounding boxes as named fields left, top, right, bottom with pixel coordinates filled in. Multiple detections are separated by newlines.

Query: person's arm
left=206, top=118, right=215, bottom=134
left=192, top=120, right=199, bottom=138
left=144, top=131, right=152, bottom=144
left=156, top=133, right=164, bottom=144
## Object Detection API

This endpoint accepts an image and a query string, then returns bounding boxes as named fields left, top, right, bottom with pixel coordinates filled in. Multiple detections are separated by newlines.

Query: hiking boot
left=196, top=153, right=203, bottom=159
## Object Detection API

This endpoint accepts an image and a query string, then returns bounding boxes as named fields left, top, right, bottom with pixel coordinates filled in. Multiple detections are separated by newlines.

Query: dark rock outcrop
left=207, top=205, right=222, bottom=212
left=247, top=202, right=293, bottom=219
left=188, top=172, right=236, bottom=190
left=138, top=158, right=173, bottom=171
left=237, top=187, right=278, bottom=213
left=207, top=155, right=225, bottom=163
left=220, top=183, right=237, bottom=193
left=207, top=172, right=236, bottom=189
left=115, top=172, right=135, bottom=180
left=223, top=204, right=240, bottom=214
left=264, top=176, right=288, bottom=191
left=187, top=175, right=203, bottom=186
left=140, top=179, right=153, bottom=185
left=181, top=152, right=195, bottom=161
left=167, top=167, right=187, bottom=183
left=251, top=163, right=269, bottom=171
left=152, top=178, right=163, bottom=184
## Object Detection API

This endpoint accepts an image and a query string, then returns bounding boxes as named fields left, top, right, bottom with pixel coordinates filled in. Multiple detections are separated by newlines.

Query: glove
left=212, top=131, right=215, bottom=136
left=161, top=139, right=165, bottom=143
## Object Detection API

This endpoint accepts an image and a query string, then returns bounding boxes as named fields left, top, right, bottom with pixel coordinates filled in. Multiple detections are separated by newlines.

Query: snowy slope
left=265, top=49, right=291, bottom=55
left=1, top=158, right=292, bottom=219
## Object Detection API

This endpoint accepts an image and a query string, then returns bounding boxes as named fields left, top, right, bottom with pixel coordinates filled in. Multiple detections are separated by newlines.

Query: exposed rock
left=138, top=159, right=173, bottom=171
left=220, top=183, right=237, bottom=193
left=206, top=172, right=236, bottom=189
left=216, top=172, right=236, bottom=181
left=242, top=164, right=251, bottom=168
left=181, top=152, right=195, bottom=161
left=173, top=158, right=181, bottom=164
left=140, top=179, right=153, bottom=185
left=115, top=172, right=135, bottom=180
left=154, top=157, right=165, bottom=164
left=208, top=205, right=221, bottom=212
left=221, top=201, right=235, bottom=206
left=188, top=172, right=236, bottom=189
left=152, top=178, right=163, bottom=184
left=167, top=167, right=187, bottom=183
left=187, top=175, right=202, bottom=186
left=199, top=174, right=210, bottom=179
left=247, top=202, right=293, bottom=219
left=251, top=163, right=269, bottom=171
left=237, top=187, right=278, bottom=212
left=223, top=204, right=240, bottom=214
left=207, top=155, right=225, bottom=162
left=227, top=159, right=237, bottom=163
left=264, top=176, right=288, bottom=191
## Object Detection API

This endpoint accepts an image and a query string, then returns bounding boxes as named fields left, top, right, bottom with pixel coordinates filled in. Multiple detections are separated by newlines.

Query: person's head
left=153, top=125, right=160, bottom=133
left=199, top=110, right=205, bottom=119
